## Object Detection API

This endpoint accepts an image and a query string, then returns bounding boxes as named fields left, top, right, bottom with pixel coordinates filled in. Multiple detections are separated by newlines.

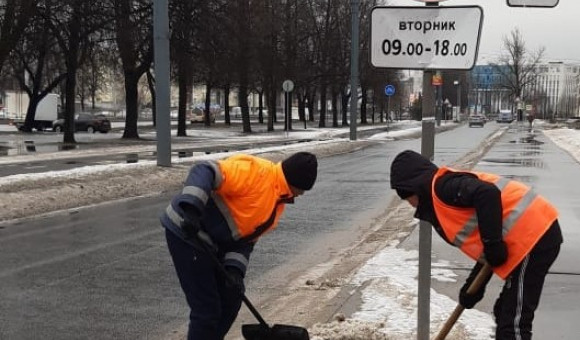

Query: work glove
left=225, top=266, right=245, bottom=294
left=180, top=214, right=200, bottom=240
left=484, top=240, right=508, bottom=267
left=459, top=282, right=485, bottom=309
left=458, top=262, right=493, bottom=309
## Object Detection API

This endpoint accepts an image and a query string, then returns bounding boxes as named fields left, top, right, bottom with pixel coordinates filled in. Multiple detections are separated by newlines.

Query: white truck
left=32, top=93, right=59, bottom=130
left=1, top=91, right=59, bottom=131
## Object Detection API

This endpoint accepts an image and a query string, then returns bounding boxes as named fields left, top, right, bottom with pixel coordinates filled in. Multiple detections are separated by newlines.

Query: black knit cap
left=282, top=152, right=318, bottom=190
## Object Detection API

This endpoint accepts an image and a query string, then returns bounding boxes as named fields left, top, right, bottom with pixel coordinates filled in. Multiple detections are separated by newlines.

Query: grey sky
left=386, top=0, right=580, bottom=64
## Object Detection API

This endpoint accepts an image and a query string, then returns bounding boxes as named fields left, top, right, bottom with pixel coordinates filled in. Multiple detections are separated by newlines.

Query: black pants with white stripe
left=493, top=221, right=562, bottom=340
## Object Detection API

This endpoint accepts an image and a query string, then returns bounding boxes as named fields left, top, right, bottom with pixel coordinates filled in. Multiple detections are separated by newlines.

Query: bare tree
left=493, top=28, right=545, bottom=103
left=77, top=42, right=112, bottom=111
left=44, top=0, right=106, bottom=143
left=112, top=0, right=153, bottom=139
left=0, top=0, right=35, bottom=76
left=170, top=0, right=199, bottom=136
left=9, top=6, right=67, bottom=132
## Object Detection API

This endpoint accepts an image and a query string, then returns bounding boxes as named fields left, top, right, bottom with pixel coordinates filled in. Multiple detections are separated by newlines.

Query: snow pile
left=310, top=319, right=395, bottom=340
left=543, top=127, right=580, bottom=162
left=307, top=241, right=494, bottom=340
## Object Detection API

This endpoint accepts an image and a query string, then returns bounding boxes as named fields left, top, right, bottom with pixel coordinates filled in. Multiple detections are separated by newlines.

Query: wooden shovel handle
left=433, top=264, right=493, bottom=340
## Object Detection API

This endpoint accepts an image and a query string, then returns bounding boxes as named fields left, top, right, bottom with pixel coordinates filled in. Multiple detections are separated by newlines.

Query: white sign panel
left=507, top=0, right=559, bottom=7
left=370, top=6, right=483, bottom=70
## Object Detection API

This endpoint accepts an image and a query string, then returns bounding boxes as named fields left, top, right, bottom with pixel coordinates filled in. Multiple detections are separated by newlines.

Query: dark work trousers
left=493, top=222, right=562, bottom=340
left=165, top=229, right=243, bottom=340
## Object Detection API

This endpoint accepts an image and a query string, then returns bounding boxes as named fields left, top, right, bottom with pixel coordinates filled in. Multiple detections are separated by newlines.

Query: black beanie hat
left=282, top=152, right=318, bottom=190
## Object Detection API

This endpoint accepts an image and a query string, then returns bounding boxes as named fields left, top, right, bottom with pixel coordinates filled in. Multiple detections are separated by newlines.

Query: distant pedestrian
left=390, top=150, right=562, bottom=340
left=161, top=152, right=318, bottom=340
left=527, top=113, right=535, bottom=130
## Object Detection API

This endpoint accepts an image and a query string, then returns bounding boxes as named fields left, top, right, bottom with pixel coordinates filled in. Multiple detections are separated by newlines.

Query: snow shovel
left=187, top=230, right=310, bottom=340
left=433, top=264, right=492, bottom=340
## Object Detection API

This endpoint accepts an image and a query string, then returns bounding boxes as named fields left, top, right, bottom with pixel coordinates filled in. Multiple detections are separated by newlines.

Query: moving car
left=52, top=113, right=111, bottom=133
left=497, top=109, right=514, bottom=123
left=468, top=114, right=486, bottom=127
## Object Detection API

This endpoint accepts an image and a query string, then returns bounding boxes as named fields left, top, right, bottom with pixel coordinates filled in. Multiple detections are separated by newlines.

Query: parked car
left=189, top=106, right=217, bottom=123
left=468, top=114, right=486, bottom=127
left=52, top=113, right=111, bottom=133
left=497, top=109, right=514, bottom=123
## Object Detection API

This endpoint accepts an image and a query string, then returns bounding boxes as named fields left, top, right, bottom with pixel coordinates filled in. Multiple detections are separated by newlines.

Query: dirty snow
left=1, top=121, right=579, bottom=339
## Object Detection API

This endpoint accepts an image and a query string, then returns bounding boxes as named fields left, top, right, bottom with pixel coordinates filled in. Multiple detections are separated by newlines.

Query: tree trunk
left=331, top=88, right=338, bottom=127
left=361, top=87, right=368, bottom=125
left=224, top=84, right=231, bottom=125
left=177, top=71, right=188, bottom=136
left=297, top=93, right=306, bottom=122
left=122, top=72, right=140, bottom=139
left=341, top=89, right=350, bottom=126
left=63, top=63, right=77, bottom=144
left=307, top=91, right=315, bottom=122
left=204, top=83, right=212, bottom=127
left=266, top=86, right=275, bottom=132
left=146, top=70, right=156, bottom=126
left=22, top=97, right=41, bottom=131
left=318, top=84, right=327, bottom=128
left=239, top=83, right=251, bottom=133
left=258, top=91, right=264, bottom=124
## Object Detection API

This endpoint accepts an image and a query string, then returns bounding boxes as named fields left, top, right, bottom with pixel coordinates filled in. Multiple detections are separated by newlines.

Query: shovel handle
left=433, top=264, right=492, bottom=340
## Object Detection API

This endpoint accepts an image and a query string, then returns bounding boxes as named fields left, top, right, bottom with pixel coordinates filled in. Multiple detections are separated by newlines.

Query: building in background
left=469, top=62, right=580, bottom=119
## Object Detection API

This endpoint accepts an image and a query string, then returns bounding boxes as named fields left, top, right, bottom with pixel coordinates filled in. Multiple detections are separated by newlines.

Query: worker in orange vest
left=161, top=152, right=318, bottom=340
left=390, top=150, right=562, bottom=340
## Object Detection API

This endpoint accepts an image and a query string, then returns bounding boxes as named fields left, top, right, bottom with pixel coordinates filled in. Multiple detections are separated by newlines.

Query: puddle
left=481, top=157, right=545, bottom=168
left=509, top=135, right=544, bottom=145
left=501, top=174, right=537, bottom=184
left=126, top=153, right=139, bottom=163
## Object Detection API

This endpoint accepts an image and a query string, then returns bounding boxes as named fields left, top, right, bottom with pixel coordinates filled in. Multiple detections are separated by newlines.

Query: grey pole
left=418, top=2, right=438, bottom=339
left=154, top=0, right=171, bottom=167
left=458, top=82, right=462, bottom=120
left=349, top=0, right=359, bottom=141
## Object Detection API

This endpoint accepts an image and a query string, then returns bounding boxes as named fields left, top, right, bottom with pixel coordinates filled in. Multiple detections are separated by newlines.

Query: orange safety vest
left=213, top=154, right=292, bottom=239
left=432, top=167, right=558, bottom=279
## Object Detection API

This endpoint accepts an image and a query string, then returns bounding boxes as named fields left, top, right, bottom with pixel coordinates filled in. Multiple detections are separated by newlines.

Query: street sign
left=370, top=6, right=483, bottom=70
left=507, top=0, right=558, bottom=7
left=282, top=80, right=294, bottom=92
left=385, top=84, right=395, bottom=96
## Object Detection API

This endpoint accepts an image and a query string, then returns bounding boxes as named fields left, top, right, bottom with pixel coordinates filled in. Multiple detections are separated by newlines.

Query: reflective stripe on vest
left=211, top=191, right=243, bottom=240
left=432, top=167, right=558, bottom=279
left=164, top=204, right=216, bottom=248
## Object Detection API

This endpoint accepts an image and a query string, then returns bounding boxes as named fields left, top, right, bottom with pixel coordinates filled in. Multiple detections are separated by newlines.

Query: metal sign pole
left=418, top=2, right=437, bottom=340
left=153, top=0, right=171, bottom=167
left=349, top=0, right=360, bottom=141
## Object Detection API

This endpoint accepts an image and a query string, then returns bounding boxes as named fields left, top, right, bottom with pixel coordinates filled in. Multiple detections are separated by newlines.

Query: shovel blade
left=242, top=323, right=309, bottom=340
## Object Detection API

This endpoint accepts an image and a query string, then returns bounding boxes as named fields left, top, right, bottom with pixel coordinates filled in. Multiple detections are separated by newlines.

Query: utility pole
left=349, top=0, right=359, bottom=140
left=154, top=0, right=171, bottom=167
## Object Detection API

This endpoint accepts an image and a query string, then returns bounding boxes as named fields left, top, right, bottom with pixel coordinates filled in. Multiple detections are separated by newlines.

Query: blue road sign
left=385, top=84, right=395, bottom=96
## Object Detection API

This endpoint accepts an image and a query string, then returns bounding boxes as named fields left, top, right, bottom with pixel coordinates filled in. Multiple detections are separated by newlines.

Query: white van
left=497, top=109, right=514, bottom=123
